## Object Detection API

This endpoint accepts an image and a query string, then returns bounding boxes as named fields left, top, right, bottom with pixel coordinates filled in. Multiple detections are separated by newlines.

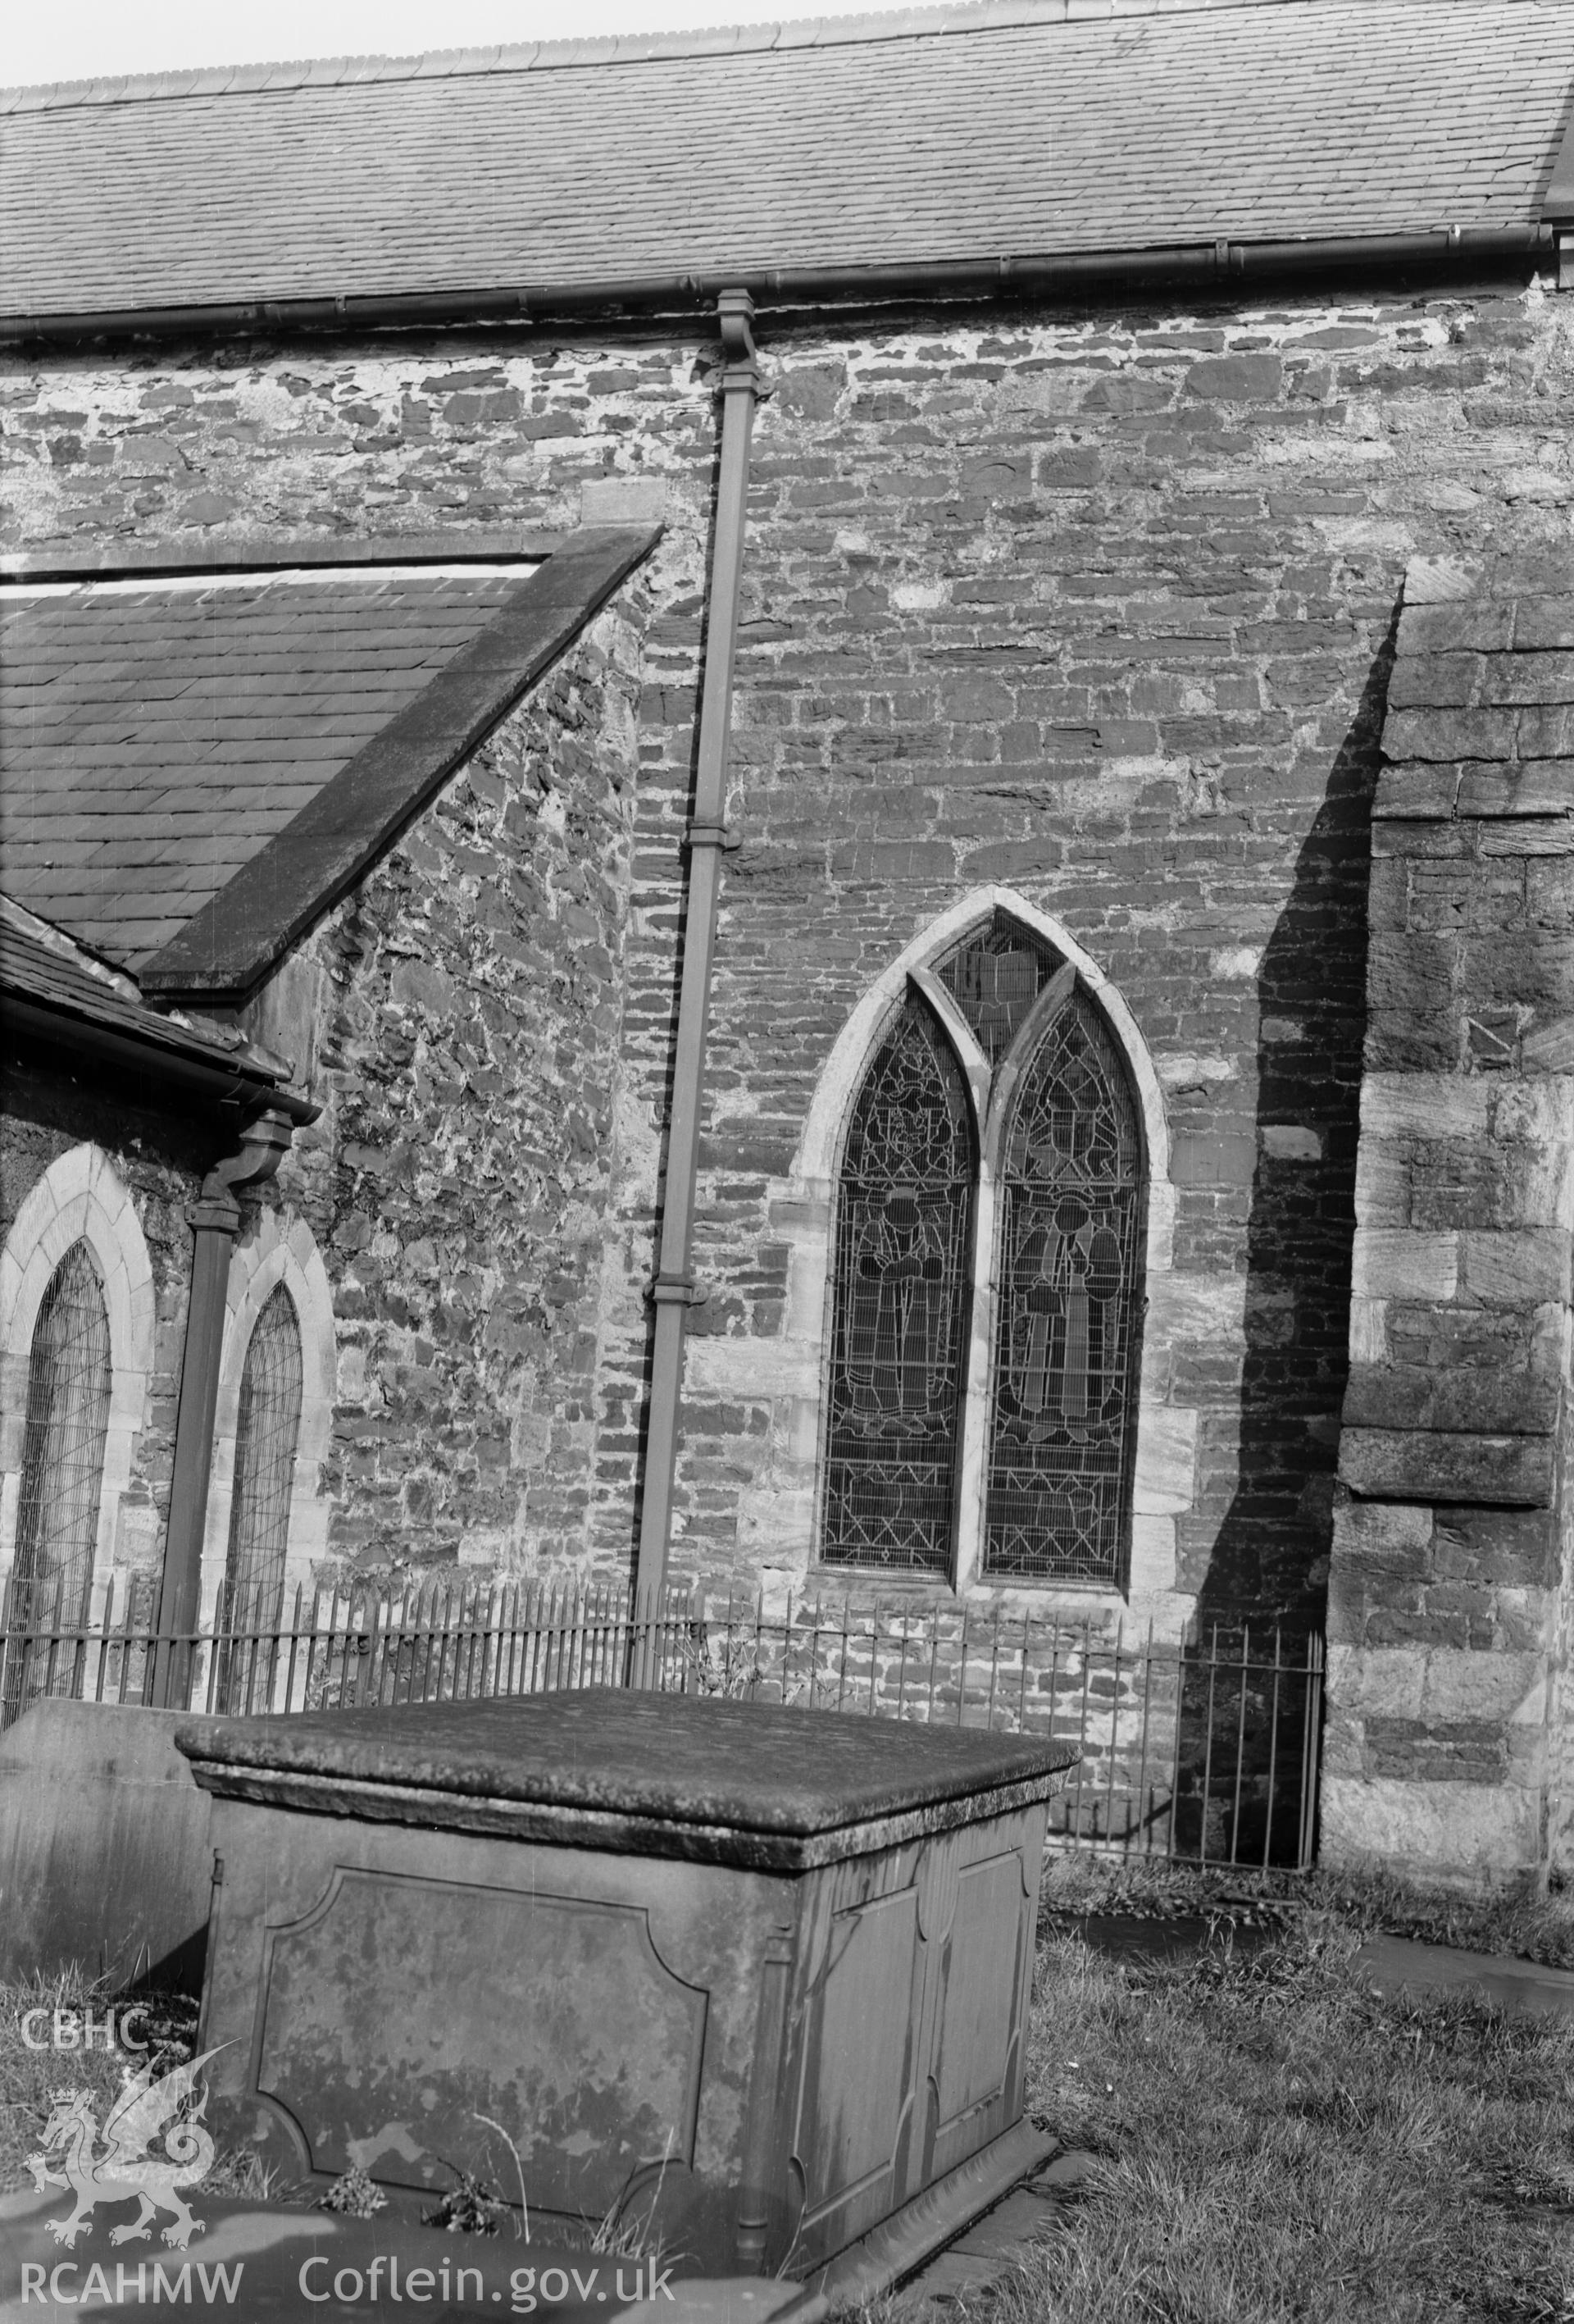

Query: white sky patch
left=7, top=0, right=889, bottom=91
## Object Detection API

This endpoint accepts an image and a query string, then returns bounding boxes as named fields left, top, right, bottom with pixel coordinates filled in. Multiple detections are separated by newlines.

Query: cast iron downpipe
left=150, top=1105, right=297, bottom=1705
left=633, top=289, right=763, bottom=1615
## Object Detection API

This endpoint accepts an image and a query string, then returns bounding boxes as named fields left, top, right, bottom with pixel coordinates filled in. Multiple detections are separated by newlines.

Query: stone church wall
left=1325, top=546, right=1574, bottom=1887
left=2, top=267, right=1567, bottom=1627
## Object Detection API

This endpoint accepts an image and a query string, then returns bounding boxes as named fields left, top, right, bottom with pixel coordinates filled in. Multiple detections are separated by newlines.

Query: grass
left=896, top=1896, right=1574, bottom=2324
left=13, top=1867, right=1574, bottom=2318
left=0, top=1968, right=275, bottom=2203
left=1039, top=1848, right=1574, bottom=1969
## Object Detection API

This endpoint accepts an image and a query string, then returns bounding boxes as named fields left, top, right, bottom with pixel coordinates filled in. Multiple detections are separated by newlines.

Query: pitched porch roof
left=0, top=526, right=658, bottom=1000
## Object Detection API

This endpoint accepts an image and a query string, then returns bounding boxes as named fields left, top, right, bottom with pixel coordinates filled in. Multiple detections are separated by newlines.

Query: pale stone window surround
left=198, top=1210, right=334, bottom=1626
left=694, top=888, right=1199, bottom=1634
left=0, top=1144, right=155, bottom=1615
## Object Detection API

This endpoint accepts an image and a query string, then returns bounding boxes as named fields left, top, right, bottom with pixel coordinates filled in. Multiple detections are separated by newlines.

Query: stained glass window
left=985, top=989, right=1144, bottom=1580
left=938, top=917, right=1062, bottom=1065
left=821, top=998, right=975, bottom=1571
left=222, top=1283, right=303, bottom=1629
left=821, top=911, right=1147, bottom=1586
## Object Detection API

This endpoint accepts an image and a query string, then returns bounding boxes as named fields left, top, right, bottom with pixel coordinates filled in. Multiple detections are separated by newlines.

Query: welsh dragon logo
left=25, top=2048, right=224, bottom=2250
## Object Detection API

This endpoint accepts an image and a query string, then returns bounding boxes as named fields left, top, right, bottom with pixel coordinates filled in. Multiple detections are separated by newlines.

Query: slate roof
left=0, top=528, right=657, bottom=1003
left=141, top=527, right=658, bottom=1001
left=0, top=896, right=310, bottom=1109
left=2, top=0, right=1571, bottom=326
left=0, top=572, right=525, bottom=968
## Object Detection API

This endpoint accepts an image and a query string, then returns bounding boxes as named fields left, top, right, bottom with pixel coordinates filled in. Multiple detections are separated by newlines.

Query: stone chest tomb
left=175, top=1693, right=1074, bottom=2285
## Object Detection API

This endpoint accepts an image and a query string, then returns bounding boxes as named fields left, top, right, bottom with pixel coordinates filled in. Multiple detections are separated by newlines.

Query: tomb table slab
left=175, top=1692, right=1074, bottom=2283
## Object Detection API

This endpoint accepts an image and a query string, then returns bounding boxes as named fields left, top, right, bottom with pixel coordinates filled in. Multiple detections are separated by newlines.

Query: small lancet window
left=11, top=1238, right=111, bottom=1627
left=222, top=1283, right=303, bottom=1628
left=821, top=997, right=976, bottom=1572
left=985, top=987, right=1144, bottom=1581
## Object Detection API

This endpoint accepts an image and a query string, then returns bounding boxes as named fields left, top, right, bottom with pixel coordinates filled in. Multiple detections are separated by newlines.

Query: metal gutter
left=633, top=289, right=762, bottom=1612
left=0, top=227, right=1554, bottom=344
left=2, top=989, right=319, bottom=1122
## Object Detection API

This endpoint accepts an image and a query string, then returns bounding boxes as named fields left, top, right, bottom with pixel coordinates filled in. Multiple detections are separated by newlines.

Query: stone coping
left=175, top=1690, right=1076, bottom=1870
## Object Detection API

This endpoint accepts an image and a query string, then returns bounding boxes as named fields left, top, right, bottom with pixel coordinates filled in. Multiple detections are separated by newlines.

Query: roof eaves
left=139, top=523, right=660, bottom=1006
left=2, top=985, right=321, bottom=1120
left=0, top=899, right=317, bottom=1118
left=2, top=227, right=1554, bottom=352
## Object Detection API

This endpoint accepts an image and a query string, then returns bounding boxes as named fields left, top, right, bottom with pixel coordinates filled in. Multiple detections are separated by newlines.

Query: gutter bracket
left=192, top=1104, right=298, bottom=1233
left=718, top=286, right=771, bottom=399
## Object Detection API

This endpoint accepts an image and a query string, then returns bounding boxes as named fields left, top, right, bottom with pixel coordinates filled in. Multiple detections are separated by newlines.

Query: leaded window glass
left=820, top=909, right=1147, bottom=1586
left=11, top=1239, right=111, bottom=1626
left=222, top=1283, right=303, bottom=1629
left=821, top=998, right=975, bottom=1571
left=2, top=1239, right=112, bottom=1726
left=937, top=917, right=1062, bottom=1064
left=985, top=989, right=1144, bottom=1580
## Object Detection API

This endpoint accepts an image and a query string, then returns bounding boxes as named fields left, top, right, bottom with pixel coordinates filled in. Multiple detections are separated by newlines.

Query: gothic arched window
left=821, top=998, right=976, bottom=1571
left=821, top=912, right=1146, bottom=1587
left=12, top=1238, right=111, bottom=1627
left=222, top=1283, right=303, bottom=1628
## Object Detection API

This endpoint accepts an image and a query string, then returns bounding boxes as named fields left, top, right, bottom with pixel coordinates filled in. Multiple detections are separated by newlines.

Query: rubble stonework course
left=1326, top=546, right=1574, bottom=1885
left=247, top=603, right=648, bottom=1576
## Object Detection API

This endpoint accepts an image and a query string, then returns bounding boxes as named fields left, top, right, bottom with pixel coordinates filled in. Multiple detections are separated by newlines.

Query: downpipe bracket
left=685, top=820, right=741, bottom=852
left=649, top=1274, right=708, bottom=1308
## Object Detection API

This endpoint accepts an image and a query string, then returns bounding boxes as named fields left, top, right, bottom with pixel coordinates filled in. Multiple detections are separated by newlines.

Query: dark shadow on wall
left=1171, top=603, right=1399, bottom=1860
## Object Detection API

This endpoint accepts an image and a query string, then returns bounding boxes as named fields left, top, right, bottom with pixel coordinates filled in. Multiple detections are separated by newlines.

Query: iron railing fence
left=0, top=1573, right=1324, bottom=1870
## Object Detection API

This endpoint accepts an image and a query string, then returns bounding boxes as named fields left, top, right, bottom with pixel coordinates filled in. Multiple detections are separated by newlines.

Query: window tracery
left=821, top=912, right=1146, bottom=1587
left=937, top=916, right=1061, bottom=1064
